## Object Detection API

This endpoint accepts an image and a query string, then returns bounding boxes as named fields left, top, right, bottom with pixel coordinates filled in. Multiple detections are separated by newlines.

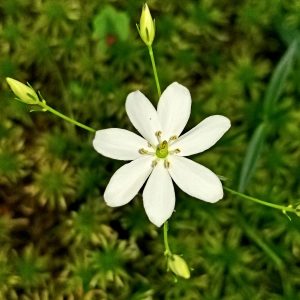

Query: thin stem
left=224, top=187, right=296, bottom=214
left=40, top=102, right=96, bottom=133
left=148, top=46, right=161, bottom=98
left=163, top=221, right=171, bottom=256
left=147, top=43, right=172, bottom=258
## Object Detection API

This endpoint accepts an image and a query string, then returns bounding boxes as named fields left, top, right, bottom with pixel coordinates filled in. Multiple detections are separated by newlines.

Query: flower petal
left=93, top=128, right=148, bottom=160
left=143, top=161, right=175, bottom=227
left=171, top=115, right=230, bottom=156
left=126, top=91, right=161, bottom=146
left=104, top=157, right=153, bottom=207
left=168, top=156, right=223, bottom=203
left=157, top=82, right=191, bottom=140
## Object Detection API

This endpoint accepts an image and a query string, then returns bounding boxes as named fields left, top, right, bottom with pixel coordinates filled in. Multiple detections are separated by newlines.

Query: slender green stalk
left=224, top=187, right=296, bottom=214
left=40, top=102, right=96, bottom=133
left=147, top=44, right=172, bottom=256
left=148, top=46, right=161, bottom=98
left=163, top=221, right=171, bottom=256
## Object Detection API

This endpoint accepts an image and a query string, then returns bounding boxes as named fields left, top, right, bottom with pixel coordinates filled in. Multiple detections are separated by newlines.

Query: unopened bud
left=138, top=3, right=155, bottom=46
left=6, top=78, right=39, bottom=104
left=168, top=254, right=190, bottom=279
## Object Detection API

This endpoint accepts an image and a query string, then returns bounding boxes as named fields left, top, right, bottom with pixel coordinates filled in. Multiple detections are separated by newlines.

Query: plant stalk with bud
left=137, top=4, right=161, bottom=98
left=4, top=3, right=300, bottom=282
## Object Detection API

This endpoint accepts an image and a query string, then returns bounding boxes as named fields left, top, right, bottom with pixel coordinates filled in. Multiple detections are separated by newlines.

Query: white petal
left=93, top=128, right=148, bottom=160
left=168, top=156, right=223, bottom=203
left=157, top=82, right=191, bottom=140
left=143, top=161, right=175, bottom=227
left=126, top=91, right=161, bottom=146
left=171, top=115, right=230, bottom=156
left=104, top=157, right=153, bottom=207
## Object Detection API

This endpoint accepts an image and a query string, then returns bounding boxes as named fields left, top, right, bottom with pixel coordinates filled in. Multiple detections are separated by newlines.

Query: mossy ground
left=1, top=0, right=300, bottom=299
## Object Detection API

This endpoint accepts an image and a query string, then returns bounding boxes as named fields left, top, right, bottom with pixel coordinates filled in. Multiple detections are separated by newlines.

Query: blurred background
left=1, top=0, right=300, bottom=299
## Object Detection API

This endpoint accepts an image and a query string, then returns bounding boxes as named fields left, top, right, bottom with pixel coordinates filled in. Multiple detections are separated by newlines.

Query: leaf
left=263, top=38, right=299, bottom=119
left=238, top=37, right=299, bottom=192
left=238, top=123, right=267, bottom=192
left=93, top=6, right=130, bottom=43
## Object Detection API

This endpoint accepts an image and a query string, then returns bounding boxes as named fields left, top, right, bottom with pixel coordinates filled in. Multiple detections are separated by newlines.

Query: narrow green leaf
left=263, top=38, right=298, bottom=118
left=238, top=123, right=267, bottom=192
left=238, top=37, right=299, bottom=192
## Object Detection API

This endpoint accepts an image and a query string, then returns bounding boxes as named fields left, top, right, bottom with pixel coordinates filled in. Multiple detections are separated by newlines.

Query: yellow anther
left=164, top=160, right=170, bottom=168
left=139, top=148, right=155, bottom=156
left=169, top=135, right=178, bottom=142
left=151, top=160, right=158, bottom=168
left=155, top=131, right=162, bottom=137
left=170, top=148, right=180, bottom=154
left=139, top=148, right=148, bottom=154
left=155, top=131, right=162, bottom=144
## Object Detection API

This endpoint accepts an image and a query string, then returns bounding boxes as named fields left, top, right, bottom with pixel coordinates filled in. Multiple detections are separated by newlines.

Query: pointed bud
left=6, top=78, right=39, bottom=104
left=168, top=255, right=190, bottom=279
left=138, top=3, right=155, bottom=46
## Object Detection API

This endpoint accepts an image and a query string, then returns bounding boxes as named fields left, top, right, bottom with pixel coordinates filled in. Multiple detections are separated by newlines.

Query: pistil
left=156, top=140, right=169, bottom=159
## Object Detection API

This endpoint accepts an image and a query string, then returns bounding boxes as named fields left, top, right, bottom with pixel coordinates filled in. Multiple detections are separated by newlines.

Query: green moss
left=1, top=0, right=300, bottom=298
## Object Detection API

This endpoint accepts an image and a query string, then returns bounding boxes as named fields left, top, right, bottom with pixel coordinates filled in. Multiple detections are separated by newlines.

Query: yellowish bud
left=6, top=77, right=39, bottom=104
left=138, top=3, right=155, bottom=46
left=168, top=255, right=190, bottom=279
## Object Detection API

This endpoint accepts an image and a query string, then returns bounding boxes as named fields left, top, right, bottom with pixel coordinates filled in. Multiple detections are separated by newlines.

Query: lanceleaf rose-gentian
left=93, top=82, right=231, bottom=227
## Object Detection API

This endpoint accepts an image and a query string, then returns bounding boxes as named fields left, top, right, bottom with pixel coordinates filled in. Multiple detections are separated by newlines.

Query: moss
left=1, top=0, right=300, bottom=298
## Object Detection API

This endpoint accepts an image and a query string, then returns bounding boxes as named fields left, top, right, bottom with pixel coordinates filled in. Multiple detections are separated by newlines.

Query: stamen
left=169, top=135, right=178, bottom=142
left=139, top=148, right=148, bottom=154
left=155, top=131, right=162, bottom=144
left=164, top=160, right=170, bottom=168
left=168, top=135, right=178, bottom=146
left=169, top=148, right=181, bottom=155
left=139, top=148, right=155, bottom=155
left=151, top=159, right=158, bottom=168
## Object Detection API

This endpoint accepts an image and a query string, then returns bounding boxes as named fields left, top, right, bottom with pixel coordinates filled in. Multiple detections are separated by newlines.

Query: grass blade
left=238, top=123, right=267, bottom=192
left=263, top=38, right=298, bottom=119
left=238, top=37, right=299, bottom=192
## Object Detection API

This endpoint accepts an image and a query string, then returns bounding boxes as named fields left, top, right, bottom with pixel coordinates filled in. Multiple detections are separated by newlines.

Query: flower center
left=138, top=131, right=181, bottom=168
left=156, top=140, right=168, bottom=159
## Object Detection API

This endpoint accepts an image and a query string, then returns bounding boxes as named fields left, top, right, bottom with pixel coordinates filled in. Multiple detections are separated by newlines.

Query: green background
left=1, top=0, right=300, bottom=299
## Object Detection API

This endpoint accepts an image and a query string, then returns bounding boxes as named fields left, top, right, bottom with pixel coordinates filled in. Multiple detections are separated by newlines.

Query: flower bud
left=6, top=77, right=39, bottom=104
left=138, top=3, right=155, bottom=46
left=168, top=254, right=190, bottom=279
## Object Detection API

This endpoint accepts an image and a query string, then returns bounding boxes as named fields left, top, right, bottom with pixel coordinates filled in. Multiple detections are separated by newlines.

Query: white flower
left=93, top=82, right=231, bottom=227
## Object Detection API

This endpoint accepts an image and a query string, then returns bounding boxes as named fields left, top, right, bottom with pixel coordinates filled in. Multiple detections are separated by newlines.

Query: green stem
left=163, top=221, right=171, bottom=256
left=40, top=102, right=96, bottom=133
left=147, top=43, right=173, bottom=258
left=148, top=46, right=161, bottom=98
left=224, top=187, right=296, bottom=214
left=147, top=45, right=173, bottom=257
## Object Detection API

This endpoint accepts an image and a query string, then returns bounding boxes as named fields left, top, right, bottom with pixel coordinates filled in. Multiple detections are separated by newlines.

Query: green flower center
left=156, top=140, right=169, bottom=158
